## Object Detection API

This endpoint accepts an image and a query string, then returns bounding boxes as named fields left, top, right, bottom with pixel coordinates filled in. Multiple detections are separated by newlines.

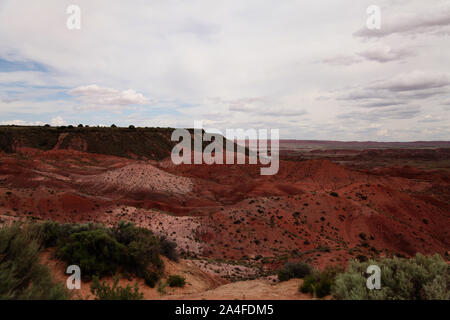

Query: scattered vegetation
left=159, top=235, right=179, bottom=262
left=0, top=126, right=177, bottom=160
left=90, top=276, right=143, bottom=300
left=299, top=266, right=341, bottom=298
left=34, top=220, right=178, bottom=285
left=0, top=125, right=243, bottom=161
left=356, top=254, right=368, bottom=262
left=0, top=224, right=70, bottom=299
left=330, top=192, right=339, bottom=197
left=167, top=275, right=186, bottom=287
left=277, top=261, right=312, bottom=282
left=57, top=228, right=127, bottom=280
left=144, top=271, right=160, bottom=288
left=1, top=218, right=447, bottom=301
left=333, top=254, right=450, bottom=300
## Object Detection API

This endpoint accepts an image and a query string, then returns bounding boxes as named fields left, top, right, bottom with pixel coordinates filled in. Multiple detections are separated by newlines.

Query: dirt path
left=164, top=278, right=311, bottom=300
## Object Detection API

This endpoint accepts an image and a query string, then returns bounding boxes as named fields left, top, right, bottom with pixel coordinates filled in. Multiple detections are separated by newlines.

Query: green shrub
left=330, top=192, right=339, bottom=197
left=111, top=221, right=153, bottom=245
left=90, top=276, right=143, bottom=300
left=144, top=271, right=160, bottom=288
left=356, top=254, right=368, bottom=262
left=299, top=275, right=316, bottom=294
left=315, top=277, right=332, bottom=298
left=159, top=236, right=179, bottom=261
left=35, top=221, right=99, bottom=248
left=299, top=266, right=338, bottom=298
left=34, top=220, right=61, bottom=247
left=111, top=221, right=164, bottom=277
left=167, top=275, right=186, bottom=287
left=57, top=229, right=126, bottom=280
left=278, top=261, right=312, bottom=282
left=33, top=221, right=171, bottom=285
left=0, top=223, right=70, bottom=300
left=333, top=254, right=450, bottom=300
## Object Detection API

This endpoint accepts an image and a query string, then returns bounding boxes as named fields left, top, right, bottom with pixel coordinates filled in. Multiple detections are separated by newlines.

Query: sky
left=0, top=0, right=449, bottom=141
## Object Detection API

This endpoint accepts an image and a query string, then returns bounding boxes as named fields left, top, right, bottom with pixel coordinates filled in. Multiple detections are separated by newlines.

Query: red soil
left=0, top=147, right=449, bottom=273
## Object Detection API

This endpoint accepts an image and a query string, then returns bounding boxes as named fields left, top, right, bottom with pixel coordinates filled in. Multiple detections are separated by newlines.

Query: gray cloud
left=257, top=108, right=308, bottom=117
left=336, top=71, right=449, bottom=125
left=338, top=91, right=381, bottom=101
left=341, top=87, right=448, bottom=104
left=0, top=98, right=17, bottom=103
left=418, top=115, right=444, bottom=123
left=398, top=89, right=449, bottom=100
left=228, top=98, right=308, bottom=117
left=338, top=105, right=421, bottom=121
left=360, top=100, right=407, bottom=108
left=322, top=45, right=414, bottom=67
left=358, top=46, right=414, bottom=63
left=354, top=8, right=450, bottom=38
left=370, top=71, right=449, bottom=92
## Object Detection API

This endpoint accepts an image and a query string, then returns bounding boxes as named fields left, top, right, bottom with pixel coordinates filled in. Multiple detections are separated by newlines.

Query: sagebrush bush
left=167, top=275, right=186, bottom=287
left=144, top=271, right=160, bottom=288
left=333, top=254, right=450, bottom=300
left=0, top=223, right=70, bottom=300
left=36, top=221, right=100, bottom=248
left=57, top=229, right=126, bottom=280
left=90, top=276, right=143, bottom=300
left=9, top=220, right=181, bottom=290
left=356, top=254, right=368, bottom=262
left=299, top=266, right=341, bottom=298
left=0, top=220, right=178, bottom=298
left=112, top=221, right=164, bottom=277
left=315, top=277, right=332, bottom=298
left=278, top=261, right=312, bottom=282
left=159, top=236, right=179, bottom=262
left=299, top=275, right=316, bottom=295
left=35, top=220, right=170, bottom=285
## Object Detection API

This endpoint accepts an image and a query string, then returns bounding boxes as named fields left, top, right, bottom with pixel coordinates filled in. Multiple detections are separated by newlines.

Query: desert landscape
left=0, top=125, right=448, bottom=300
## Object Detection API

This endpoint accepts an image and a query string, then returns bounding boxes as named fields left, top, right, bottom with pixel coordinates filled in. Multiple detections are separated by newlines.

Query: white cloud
left=50, top=116, right=65, bottom=126
left=69, top=85, right=149, bottom=109
left=0, top=119, right=43, bottom=126
left=376, top=128, right=390, bottom=137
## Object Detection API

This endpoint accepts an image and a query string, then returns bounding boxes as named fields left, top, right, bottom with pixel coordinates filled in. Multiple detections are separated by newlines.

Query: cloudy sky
left=0, top=0, right=449, bottom=141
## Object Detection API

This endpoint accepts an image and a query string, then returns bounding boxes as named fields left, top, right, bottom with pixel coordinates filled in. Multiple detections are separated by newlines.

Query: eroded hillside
left=0, top=129, right=449, bottom=298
